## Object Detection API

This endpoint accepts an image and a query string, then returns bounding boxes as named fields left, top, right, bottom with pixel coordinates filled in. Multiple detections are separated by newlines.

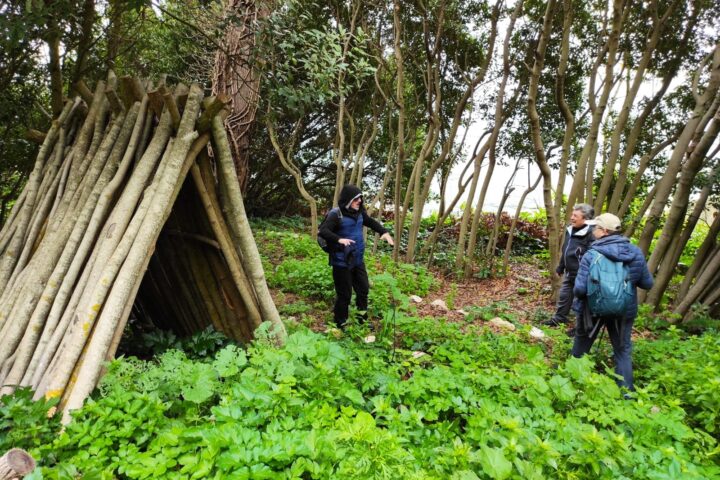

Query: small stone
left=651, top=406, right=661, bottom=414
left=456, top=309, right=469, bottom=316
left=364, top=335, right=376, bottom=343
left=409, top=295, right=423, bottom=303
left=412, top=351, right=427, bottom=359
left=488, top=317, right=516, bottom=331
left=430, top=299, right=449, bottom=312
left=529, top=327, right=545, bottom=339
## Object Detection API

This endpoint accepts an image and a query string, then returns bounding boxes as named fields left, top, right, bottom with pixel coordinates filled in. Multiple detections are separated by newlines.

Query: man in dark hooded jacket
left=544, top=203, right=595, bottom=327
left=572, top=213, right=653, bottom=393
left=318, top=185, right=394, bottom=329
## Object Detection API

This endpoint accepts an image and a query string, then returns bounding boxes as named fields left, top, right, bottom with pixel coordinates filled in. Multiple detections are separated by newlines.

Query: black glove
left=556, top=265, right=564, bottom=275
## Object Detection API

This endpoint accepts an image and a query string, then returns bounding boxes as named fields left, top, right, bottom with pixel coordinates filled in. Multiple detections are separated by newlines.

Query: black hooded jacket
left=318, top=185, right=388, bottom=246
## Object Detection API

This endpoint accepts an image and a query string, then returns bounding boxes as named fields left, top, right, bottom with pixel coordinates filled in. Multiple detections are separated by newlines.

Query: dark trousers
left=572, top=314, right=635, bottom=392
left=551, top=274, right=576, bottom=324
left=332, top=263, right=369, bottom=328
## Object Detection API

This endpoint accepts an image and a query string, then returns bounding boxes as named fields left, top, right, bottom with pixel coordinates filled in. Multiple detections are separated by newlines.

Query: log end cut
left=0, top=448, right=36, bottom=479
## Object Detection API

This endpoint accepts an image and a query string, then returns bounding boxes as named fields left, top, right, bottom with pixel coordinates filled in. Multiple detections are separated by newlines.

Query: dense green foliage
left=2, top=219, right=719, bottom=478
left=3, top=316, right=719, bottom=479
left=264, top=229, right=436, bottom=320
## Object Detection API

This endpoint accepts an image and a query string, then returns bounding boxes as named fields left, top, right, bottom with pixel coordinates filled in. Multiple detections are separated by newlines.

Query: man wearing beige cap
left=571, top=213, right=653, bottom=394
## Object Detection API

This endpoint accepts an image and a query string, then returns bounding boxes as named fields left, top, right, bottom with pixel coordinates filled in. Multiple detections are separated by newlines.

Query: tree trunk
left=527, top=0, right=561, bottom=288
left=392, top=0, right=406, bottom=262
left=213, top=0, right=266, bottom=191
left=637, top=44, right=720, bottom=254
left=503, top=171, right=542, bottom=276
left=674, top=245, right=720, bottom=320
left=677, top=212, right=720, bottom=301
left=642, top=107, right=720, bottom=307
left=594, top=0, right=680, bottom=212
left=61, top=94, right=207, bottom=418
left=567, top=0, right=626, bottom=210
left=553, top=0, right=575, bottom=226
left=266, top=118, right=319, bottom=238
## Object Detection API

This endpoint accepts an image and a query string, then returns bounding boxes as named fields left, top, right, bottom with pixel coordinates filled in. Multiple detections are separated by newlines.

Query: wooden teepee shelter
left=0, top=73, right=286, bottom=421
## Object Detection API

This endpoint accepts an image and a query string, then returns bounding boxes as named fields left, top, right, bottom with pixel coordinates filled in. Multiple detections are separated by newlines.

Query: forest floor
left=270, top=255, right=559, bottom=334
left=412, top=260, right=555, bottom=322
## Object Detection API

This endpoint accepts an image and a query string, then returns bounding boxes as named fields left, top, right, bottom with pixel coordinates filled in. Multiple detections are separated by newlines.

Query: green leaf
left=213, top=345, right=247, bottom=378
left=452, top=470, right=481, bottom=480
left=478, top=447, right=512, bottom=480
left=182, top=364, right=217, bottom=404
left=548, top=375, right=578, bottom=402
left=344, top=388, right=364, bottom=405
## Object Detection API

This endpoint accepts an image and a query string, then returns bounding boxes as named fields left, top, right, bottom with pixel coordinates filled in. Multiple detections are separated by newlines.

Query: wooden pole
left=0, top=449, right=35, bottom=480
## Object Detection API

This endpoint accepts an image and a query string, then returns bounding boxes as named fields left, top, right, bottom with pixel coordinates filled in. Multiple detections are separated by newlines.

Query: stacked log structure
left=0, top=73, right=285, bottom=423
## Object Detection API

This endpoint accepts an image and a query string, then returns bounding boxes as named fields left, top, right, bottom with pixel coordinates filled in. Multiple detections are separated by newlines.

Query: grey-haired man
left=544, top=203, right=595, bottom=327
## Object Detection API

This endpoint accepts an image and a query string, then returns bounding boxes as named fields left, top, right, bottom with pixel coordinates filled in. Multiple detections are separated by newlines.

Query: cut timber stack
left=0, top=73, right=286, bottom=423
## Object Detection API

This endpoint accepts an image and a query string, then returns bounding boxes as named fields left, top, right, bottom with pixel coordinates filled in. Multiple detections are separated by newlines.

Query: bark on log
left=212, top=116, right=287, bottom=343
left=2, top=75, right=282, bottom=416
left=0, top=448, right=35, bottom=479
left=61, top=87, right=205, bottom=418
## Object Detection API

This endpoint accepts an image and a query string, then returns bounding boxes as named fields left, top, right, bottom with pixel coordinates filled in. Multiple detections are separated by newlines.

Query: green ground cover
left=2, top=227, right=719, bottom=479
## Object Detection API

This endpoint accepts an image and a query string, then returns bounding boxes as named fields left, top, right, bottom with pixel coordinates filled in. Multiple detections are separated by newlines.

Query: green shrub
left=0, top=387, right=61, bottom=453
left=635, top=327, right=720, bottom=435
left=268, top=256, right=334, bottom=300
left=12, top=325, right=720, bottom=479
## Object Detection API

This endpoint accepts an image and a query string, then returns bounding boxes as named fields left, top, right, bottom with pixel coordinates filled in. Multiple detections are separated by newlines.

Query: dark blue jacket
left=573, top=234, right=654, bottom=318
left=318, top=185, right=388, bottom=268
left=557, top=224, right=594, bottom=277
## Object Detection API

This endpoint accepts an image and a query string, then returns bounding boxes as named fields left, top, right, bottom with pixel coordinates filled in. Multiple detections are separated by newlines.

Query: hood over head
left=339, top=184, right=363, bottom=210
left=591, top=234, right=636, bottom=263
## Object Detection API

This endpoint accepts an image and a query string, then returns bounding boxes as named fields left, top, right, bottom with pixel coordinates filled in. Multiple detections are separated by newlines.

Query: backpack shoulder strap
left=586, top=249, right=601, bottom=263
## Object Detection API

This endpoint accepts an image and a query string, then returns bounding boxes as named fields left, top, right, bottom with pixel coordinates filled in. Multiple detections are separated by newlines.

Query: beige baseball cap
left=588, top=213, right=622, bottom=231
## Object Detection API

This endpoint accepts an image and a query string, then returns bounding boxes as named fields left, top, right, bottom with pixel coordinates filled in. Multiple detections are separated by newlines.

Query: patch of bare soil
left=416, top=260, right=555, bottom=325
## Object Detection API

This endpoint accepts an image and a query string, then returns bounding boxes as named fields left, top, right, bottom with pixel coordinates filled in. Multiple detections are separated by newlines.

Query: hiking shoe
left=542, top=318, right=567, bottom=327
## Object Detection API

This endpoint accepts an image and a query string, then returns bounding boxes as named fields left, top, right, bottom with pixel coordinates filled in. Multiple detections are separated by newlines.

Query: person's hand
left=555, top=265, right=564, bottom=276
left=381, top=233, right=394, bottom=246
left=338, top=238, right=355, bottom=247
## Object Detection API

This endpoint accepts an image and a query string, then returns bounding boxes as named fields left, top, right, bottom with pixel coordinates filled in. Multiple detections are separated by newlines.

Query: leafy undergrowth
left=2, top=318, right=720, bottom=479
left=3, top=224, right=719, bottom=478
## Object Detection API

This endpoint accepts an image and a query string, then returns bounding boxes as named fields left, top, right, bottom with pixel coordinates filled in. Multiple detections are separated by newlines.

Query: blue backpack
left=586, top=250, right=634, bottom=317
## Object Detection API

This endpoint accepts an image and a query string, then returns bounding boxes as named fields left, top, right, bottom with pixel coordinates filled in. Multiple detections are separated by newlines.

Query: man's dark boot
left=542, top=317, right=567, bottom=327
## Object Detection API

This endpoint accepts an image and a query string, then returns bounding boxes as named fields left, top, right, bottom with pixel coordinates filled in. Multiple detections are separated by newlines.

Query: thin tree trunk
left=677, top=211, right=720, bottom=301
left=392, top=0, right=406, bottom=262
left=594, top=0, right=680, bottom=212
left=642, top=107, right=720, bottom=307
left=503, top=171, right=542, bottom=276
left=527, top=0, right=561, bottom=287
left=617, top=133, right=679, bottom=219
left=266, top=118, right=319, bottom=238
left=55, top=86, right=206, bottom=418
left=674, top=245, right=720, bottom=319
left=554, top=0, right=575, bottom=226
left=567, top=0, right=626, bottom=210
left=637, top=45, right=720, bottom=254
